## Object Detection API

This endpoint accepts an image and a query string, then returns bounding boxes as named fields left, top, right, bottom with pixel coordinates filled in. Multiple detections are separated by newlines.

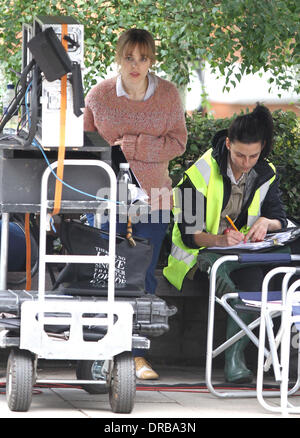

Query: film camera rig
left=0, top=16, right=85, bottom=148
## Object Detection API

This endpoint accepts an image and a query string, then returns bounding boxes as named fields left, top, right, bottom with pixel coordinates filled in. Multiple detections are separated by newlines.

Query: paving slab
left=0, top=362, right=299, bottom=420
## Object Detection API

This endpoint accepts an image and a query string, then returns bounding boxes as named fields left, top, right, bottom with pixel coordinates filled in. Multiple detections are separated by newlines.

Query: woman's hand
left=216, top=229, right=245, bottom=247
left=113, top=136, right=137, bottom=161
left=113, top=138, right=123, bottom=146
left=114, top=136, right=136, bottom=148
left=244, top=217, right=270, bottom=243
left=194, top=229, right=244, bottom=248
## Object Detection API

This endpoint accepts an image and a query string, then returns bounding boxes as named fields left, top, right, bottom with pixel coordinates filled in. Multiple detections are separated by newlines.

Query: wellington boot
left=224, top=304, right=254, bottom=383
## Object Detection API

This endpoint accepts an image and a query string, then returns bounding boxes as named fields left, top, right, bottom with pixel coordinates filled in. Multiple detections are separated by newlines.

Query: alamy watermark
left=93, top=185, right=204, bottom=234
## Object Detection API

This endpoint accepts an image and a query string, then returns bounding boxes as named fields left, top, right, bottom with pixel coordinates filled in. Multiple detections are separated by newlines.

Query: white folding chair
left=205, top=252, right=300, bottom=399
left=257, top=267, right=300, bottom=415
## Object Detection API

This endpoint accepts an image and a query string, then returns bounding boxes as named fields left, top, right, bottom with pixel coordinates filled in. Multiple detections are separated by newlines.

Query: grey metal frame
left=10, top=159, right=134, bottom=391
left=257, top=269, right=300, bottom=414
left=20, top=160, right=133, bottom=382
left=205, top=254, right=300, bottom=399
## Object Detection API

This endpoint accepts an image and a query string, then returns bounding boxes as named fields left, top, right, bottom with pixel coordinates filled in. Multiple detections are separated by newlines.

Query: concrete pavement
left=0, top=361, right=298, bottom=419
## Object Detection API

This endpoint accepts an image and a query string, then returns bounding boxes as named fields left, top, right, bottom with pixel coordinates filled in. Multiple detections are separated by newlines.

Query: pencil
left=225, top=215, right=239, bottom=232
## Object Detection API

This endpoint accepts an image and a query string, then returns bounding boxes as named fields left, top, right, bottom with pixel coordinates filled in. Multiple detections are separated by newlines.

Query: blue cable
left=24, top=81, right=121, bottom=205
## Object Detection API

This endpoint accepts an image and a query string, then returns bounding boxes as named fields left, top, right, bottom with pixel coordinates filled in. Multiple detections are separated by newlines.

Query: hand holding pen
left=225, top=215, right=239, bottom=232
left=220, top=215, right=244, bottom=246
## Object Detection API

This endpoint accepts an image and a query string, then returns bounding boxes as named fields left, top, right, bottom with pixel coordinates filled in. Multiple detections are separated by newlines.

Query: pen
left=225, top=215, right=239, bottom=232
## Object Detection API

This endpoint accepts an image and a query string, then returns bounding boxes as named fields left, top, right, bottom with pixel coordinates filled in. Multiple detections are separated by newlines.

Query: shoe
left=134, top=357, right=159, bottom=380
left=224, top=302, right=254, bottom=384
left=224, top=346, right=253, bottom=384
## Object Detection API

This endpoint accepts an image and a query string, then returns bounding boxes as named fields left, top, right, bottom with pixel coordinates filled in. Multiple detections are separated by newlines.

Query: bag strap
left=126, top=215, right=136, bottom=247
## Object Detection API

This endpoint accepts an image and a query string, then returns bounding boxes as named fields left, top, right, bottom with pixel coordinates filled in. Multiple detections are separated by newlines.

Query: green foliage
left=0, top=0, right=299, bottom=96
left=270, top=110, right=300, bottom=221
left=169, top=113, right=232, bottom=185
left=169, top=109, right=300, bottom=221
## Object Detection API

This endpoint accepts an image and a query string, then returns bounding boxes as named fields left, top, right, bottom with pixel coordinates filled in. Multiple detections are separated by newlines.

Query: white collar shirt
left=116, top=73, right=158, bottom=101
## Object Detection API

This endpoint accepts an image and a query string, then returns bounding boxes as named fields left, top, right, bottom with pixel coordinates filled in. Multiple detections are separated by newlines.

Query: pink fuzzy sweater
left=84, top=75, right=187, bottom=209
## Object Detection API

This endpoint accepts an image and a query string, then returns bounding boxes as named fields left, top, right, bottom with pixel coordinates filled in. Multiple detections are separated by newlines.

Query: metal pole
left=0, top=212, right=10, bottom=290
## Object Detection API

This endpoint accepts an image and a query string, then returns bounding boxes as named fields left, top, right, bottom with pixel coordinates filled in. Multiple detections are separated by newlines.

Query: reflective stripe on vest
left=247, top=172, right=276, bottom=228
left=163, top=222, right=199, bottom=290
left=170, top=241, right=196, bottom=266
left=186, top=149, right=223, bottom=235
left=172, top=185, right=182, bottom=222
left=194, top=156, right=211, bottom=187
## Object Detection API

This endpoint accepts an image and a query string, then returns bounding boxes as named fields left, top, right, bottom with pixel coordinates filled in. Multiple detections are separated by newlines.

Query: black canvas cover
left=27, top=27, right=72, bottom=81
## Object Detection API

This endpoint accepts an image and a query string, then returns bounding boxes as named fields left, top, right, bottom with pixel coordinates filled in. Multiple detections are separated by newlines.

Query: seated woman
left=164, top=103, right=290, bottom=383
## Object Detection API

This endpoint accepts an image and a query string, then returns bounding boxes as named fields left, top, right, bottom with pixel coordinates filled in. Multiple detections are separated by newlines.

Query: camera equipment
left=0, top=16, right=85, bottom=148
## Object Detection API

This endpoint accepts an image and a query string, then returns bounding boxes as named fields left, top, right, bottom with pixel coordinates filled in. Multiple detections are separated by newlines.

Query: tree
left=0, top=0, right=299, bottom=96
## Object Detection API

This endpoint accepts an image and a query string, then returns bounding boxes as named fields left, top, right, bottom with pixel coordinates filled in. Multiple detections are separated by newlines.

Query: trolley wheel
left=109, top=351, right=136, bottom=414
left=6, top=349, right=34, bottom=412
left=76, top=360, right=109, bottom=394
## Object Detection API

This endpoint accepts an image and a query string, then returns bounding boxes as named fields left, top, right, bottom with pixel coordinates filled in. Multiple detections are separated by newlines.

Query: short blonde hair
left=116, top=29, right=156, bottom=65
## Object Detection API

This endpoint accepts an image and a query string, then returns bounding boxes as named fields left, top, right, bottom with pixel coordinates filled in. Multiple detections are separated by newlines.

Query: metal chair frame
left=257, top=269, right=300, bottom=414
left=205, top=253, right=300, bottom=400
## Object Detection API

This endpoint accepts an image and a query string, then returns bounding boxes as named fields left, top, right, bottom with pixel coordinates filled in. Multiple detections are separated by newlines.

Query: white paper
left=128, top=184, right=149, bottom=205
left=208, top=228, right=299, bottom=251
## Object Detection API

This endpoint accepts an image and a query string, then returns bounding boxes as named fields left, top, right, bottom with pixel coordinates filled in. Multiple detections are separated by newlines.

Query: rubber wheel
left=109, top=351, right=136, bottom=413
left=6, top=349, right=34, bottom=412
left=76, top=360, right=108, bottom=394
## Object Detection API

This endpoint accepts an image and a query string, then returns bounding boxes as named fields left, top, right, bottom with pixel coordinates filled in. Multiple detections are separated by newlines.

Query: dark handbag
left=53, top=220, right=153, bottom=297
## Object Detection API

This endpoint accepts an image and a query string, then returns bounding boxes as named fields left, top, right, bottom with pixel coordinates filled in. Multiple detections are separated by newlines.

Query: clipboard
left=207, top=226, right=300, bottom=253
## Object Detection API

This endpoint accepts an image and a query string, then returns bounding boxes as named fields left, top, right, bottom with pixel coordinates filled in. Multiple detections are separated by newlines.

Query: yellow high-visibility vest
left=163, top=149, right=276, bottom=290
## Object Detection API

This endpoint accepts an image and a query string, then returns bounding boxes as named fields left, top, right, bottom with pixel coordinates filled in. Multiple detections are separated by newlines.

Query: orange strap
left=52, top=23, right=68, bottom=217
left=25, top=213, right=31, bottom=291
left=126, top=215, right=136, bottom=247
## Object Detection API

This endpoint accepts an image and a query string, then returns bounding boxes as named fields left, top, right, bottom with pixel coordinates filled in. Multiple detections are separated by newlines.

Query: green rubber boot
left=224, top=305, right=254, bottom=384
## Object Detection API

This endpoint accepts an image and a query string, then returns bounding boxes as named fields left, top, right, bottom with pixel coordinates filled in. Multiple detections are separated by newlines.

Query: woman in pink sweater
left=84, top=28, right=187, bottom=379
